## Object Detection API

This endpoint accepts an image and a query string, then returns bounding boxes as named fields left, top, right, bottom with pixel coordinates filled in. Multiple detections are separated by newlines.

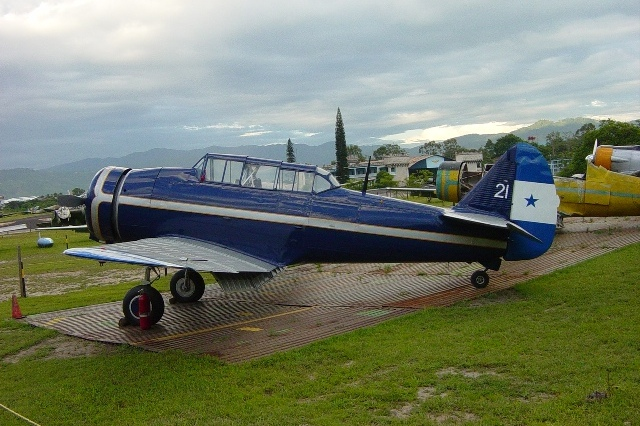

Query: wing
left=64, top=236, right=277, bottom=273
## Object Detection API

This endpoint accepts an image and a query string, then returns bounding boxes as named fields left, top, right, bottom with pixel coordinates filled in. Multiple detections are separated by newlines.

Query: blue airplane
left=62, top=143, right=558, bottom=326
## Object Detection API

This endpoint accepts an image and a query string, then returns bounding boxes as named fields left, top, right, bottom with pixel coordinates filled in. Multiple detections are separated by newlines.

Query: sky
left=1, top=1, right=639, bottom=170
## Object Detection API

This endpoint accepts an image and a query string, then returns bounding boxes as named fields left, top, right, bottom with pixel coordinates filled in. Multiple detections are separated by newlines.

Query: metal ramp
left=25, top=217, right=640, bottom=362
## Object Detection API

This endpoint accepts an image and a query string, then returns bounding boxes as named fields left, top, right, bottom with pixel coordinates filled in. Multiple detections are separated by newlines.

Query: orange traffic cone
left=11, top=294, right=24, bottom=319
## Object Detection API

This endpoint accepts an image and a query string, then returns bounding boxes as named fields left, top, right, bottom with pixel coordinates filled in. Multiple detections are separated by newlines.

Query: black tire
left=471, top=270, right=489, bottom=289
left=170, top=269, right=205, bottom=303
left=122, top=285, right=165, bottom=326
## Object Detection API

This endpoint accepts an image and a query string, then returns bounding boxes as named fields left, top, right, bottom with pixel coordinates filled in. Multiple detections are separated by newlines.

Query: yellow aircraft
left=554, top=142, right=640, bottom=226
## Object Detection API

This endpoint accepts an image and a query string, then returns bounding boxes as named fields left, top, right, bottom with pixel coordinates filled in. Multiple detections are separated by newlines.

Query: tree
left=286, top=138, right=296, bottom=163
left=340, top=179, right=364, bottom=191
left=482, top=139, right=495, bottom=163
left=491, top=134, right=526, bottom=159
left=405, top=170, right=433, bottom=188
left=347, top=144, right=365, bottom=162
left=373, top=144, right=407, bottom=160
left=334, top=108, right=349, bottom=184
left=373, top=170, right=397, bottom=188
left=441, top=138, right=463, bottom=159
left=419, top=141, right=441, bottom=156
left=545, top=131, right=578, bottom=160
left=575, top=122, right=596, bottom=138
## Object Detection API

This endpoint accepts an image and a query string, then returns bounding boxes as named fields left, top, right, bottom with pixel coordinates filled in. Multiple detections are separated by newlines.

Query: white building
left=347, top=156, right=410, bottom=182
left=550, top=159, right=571, bottom=176
left=455, top=152, right=483, bottom=172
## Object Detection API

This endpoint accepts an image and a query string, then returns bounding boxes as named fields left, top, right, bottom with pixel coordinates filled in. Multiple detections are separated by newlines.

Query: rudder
left=453, top=143, right=558, bottom=260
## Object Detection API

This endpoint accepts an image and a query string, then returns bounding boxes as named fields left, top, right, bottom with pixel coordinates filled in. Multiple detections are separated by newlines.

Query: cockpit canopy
left=192, top=153, right=340, bottom=194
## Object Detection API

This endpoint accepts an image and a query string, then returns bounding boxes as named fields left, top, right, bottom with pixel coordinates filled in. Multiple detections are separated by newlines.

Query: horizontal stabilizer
left=442, top=210, right=542, bottom=243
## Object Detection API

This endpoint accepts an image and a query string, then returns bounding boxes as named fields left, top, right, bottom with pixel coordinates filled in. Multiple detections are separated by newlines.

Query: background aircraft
left=62, top=143, right=558, bottom=327
left=554, top=143, right=640, bottom=226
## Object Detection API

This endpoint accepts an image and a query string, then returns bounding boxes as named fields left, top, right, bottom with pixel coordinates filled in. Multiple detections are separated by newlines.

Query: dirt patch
left=2, top=334, right=119, bottom=364
left=390, top=386, right=447, bottom=419
left=427, top=411, right=479, bottom=424
left=437, top=367, right=500, bottom=379
left=467, top=288, right=524, bottom=307
left=0, top=269, right=142, bottom=302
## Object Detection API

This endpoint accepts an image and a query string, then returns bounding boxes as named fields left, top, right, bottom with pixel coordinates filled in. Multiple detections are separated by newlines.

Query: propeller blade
left=586, top=139, right=598, bottom=162
left=58, top=195, right=86, bottom=208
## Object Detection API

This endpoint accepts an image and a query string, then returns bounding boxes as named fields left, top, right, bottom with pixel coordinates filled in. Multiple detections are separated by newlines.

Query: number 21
left=494, top=183, right=510, bottom=199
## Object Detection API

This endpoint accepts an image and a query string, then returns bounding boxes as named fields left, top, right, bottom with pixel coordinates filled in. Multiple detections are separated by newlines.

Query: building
left=550, top=159, right=571, bottom=176
left=342, top=154, right=452, bottom=186
left=408, top=155, right=449, bottom=178
left=332, top=153, right=487, bottom=186
left=346, top=156, right=411, bottom=182
left=455, top=152, right=483, bottom=172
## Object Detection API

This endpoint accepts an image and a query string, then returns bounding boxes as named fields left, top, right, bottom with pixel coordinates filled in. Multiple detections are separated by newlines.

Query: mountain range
left=0, top=118, right=596, bottom=198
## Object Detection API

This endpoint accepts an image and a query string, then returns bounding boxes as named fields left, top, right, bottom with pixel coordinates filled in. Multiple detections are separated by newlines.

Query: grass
left=2, top=227, right=109, bottom=274
left=397, top=195, right=453, bottom=207
left=0, top=230, right=638, bottom=424
left=1, top=229, right=168, bottom=302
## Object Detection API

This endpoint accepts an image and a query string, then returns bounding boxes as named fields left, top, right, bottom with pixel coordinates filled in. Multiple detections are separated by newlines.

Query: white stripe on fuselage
left=114, top=195, right=506, bottom=249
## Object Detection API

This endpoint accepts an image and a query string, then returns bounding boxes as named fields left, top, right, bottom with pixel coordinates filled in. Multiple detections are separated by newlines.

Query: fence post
left=17, top=246, right=27, bottom=297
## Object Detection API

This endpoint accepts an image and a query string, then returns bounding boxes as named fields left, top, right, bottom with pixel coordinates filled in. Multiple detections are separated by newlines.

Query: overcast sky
left=1, top=1, right=639, bottom=169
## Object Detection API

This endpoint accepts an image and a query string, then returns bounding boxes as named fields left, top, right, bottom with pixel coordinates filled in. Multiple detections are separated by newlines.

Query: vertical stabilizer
left=453, top=143, right=558, bottom=260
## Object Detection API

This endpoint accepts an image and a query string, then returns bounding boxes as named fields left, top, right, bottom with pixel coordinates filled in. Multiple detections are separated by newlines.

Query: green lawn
left=0, top=231, right=638, bottom=425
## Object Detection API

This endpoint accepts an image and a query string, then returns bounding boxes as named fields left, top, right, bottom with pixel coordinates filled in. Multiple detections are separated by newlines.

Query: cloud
left=0, top=0, right=638, bottom=170
left=381, top=122, right=529, bottom=144
left=240, top=130, right=272, bottom=138
left=183, top=123, right=247, bottom=131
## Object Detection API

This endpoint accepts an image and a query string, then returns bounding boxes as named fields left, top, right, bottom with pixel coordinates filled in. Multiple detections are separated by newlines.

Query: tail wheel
left=122, top=285, right=165, bottom=326
left=170, top=269, right=205, bottom=303
left=471, top=270, right=489, bottom=289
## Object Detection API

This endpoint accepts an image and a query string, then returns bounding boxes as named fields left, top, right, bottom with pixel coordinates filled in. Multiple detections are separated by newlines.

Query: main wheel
left=170, top=269, right=205, bottom=303
left=470, top=270, right=489, bottom=289
left=122, top=285, right=165, bottom=326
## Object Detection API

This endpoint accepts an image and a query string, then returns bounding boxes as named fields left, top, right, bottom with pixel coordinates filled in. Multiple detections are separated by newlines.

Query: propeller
left=57, top=194, right=86, bottom=208
left=586, top=139, right=598, bottom=162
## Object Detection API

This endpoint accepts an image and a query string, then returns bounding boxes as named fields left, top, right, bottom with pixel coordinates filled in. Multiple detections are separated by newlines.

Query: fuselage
left=555, top=162, right=640, bottom=217
left=83, top=154, right=508, bottom=268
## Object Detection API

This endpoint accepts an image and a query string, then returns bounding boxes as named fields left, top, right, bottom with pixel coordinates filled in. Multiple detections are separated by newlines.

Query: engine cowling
left=85, top=167, right=131, bottom=243
left=436, top=161, right=487, bottom=203
left=592, top=145, right=640, bottom=174
left=436, top=161, right=465, bottom=202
